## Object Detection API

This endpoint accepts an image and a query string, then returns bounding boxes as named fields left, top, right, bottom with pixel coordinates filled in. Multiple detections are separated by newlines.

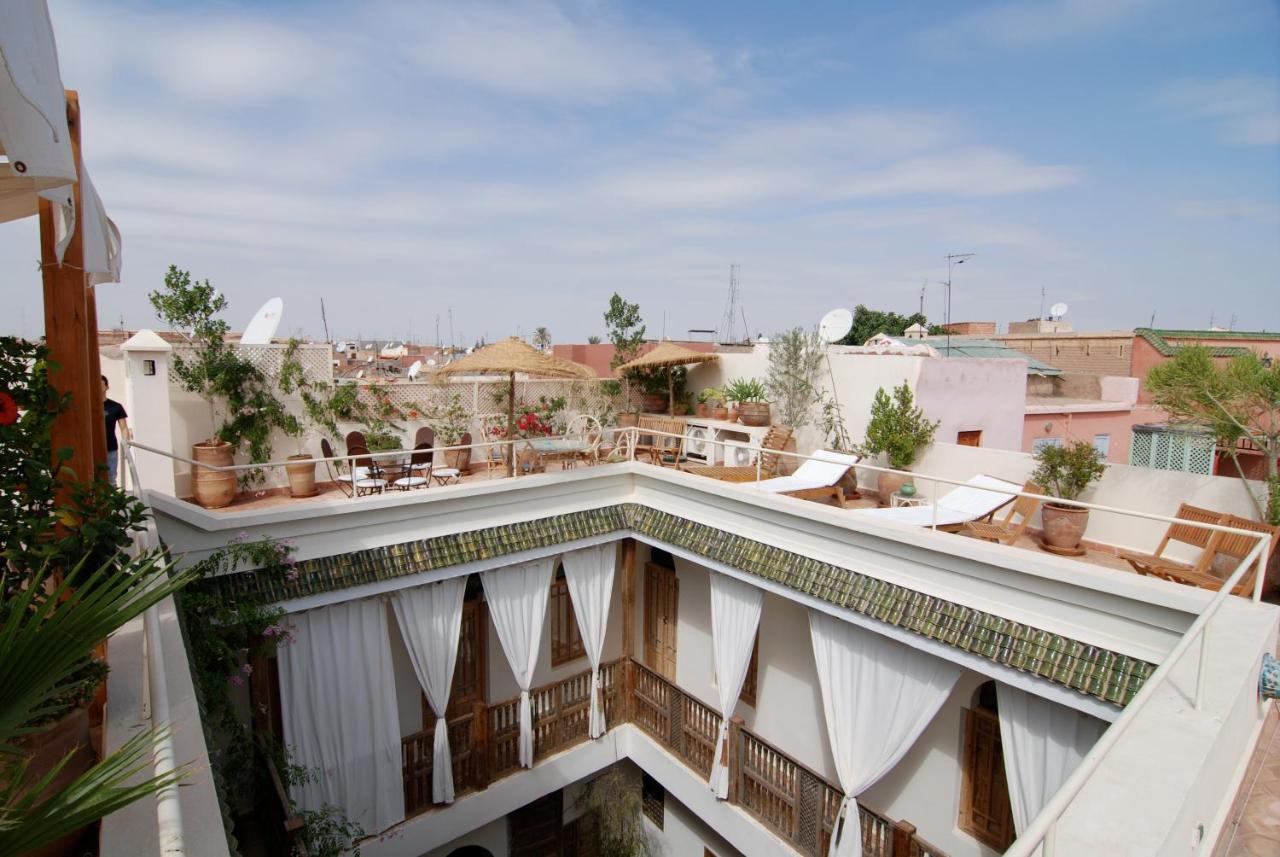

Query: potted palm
left=857, top=382, right=939, bottom=504
left=725, top=377, right=771, bottom=426
left=1032, top=441, right=1106, bottom=551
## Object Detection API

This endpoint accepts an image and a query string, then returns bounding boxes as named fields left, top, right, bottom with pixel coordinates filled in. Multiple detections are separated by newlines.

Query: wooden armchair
left=962, top=482, right=1043, bottom=545
left=681, top=425, right=795, bottom=483
left=1142, top=514, right=1280, bottom=596
left=637, top=417, right=687, bottom=467
left=1121, top=503, right=1225, bottom=579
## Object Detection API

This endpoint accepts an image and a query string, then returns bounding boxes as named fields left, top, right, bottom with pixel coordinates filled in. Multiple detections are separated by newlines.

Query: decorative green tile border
left=202, top=502, right=1153, bottom=705
left=1135, top=328, right=1266, bottom=359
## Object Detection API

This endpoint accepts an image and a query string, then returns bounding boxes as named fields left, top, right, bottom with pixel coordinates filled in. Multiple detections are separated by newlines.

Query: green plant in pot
left=724, top=377, right=770, bottom=426
left=1032, top=440, right=1106, bottom=551
left=150, top=266, right=294, bottom=507
left=856, top=382, right=939, bottom=504
left=427, top=391, right=473, bottom=473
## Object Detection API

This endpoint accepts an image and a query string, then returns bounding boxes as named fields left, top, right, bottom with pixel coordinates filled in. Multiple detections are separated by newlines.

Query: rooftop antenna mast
left=719, top=264, right=741, bottom=344
left=320, top=298, right=330, bottom=343
left=919, top=281, right=927, bottom=316
left=1038, top=286, right=1046, bottom=320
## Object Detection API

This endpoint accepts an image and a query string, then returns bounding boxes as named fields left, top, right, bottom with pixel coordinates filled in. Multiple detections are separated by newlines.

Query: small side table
left=890, top=491, right=926, bottom=508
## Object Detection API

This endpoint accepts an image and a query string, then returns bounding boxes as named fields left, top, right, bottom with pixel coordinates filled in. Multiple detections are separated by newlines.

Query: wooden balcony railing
left=401, top=658, right=945, bottom=857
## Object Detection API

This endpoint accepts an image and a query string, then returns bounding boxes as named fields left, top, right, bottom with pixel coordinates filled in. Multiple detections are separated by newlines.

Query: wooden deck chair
left=754, top=449, right=860, bottom=508
left=681, top=425, right=795, bottom=483
left=1142, top=514, right=1280, bottom=596
left=640, top=417, right=688, bottom=467
left=1121, top=503, right=1225, bottom=579
left=962, top=482, right=1043, bottom=545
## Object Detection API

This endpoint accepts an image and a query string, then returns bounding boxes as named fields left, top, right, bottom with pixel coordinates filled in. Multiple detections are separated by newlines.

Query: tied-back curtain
left=996, top=682, right=1107, bottom=845
left=278, top=598, right=404, bottom=834
left=481, top=558, right=555, bottom=767
left=708, top=572, right=763, bottom=798
left=561, top=544, right=617, bottom=739
left=391, top=577, right=467, bottom=804
left=808, top=610, right=961, bottom=857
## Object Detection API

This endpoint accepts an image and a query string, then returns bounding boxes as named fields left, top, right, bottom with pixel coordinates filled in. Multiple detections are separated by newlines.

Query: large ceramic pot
left=285, top=454, right=317, bottom=498
left=1042, top=503, right=1089, bottom=550
left=877, top=470, right=910, bottom=506
left=695, top=403, right=709, bottom=418
left=617, top=412, right=640, bottom=429
left=192, top=440, right=237, bottom=508
left=20, top=707, right=96, bottom=856
left=711, top=406, right=729, bottom=421
left=444, top=436, right=473, bottom=474
left=738, top=402, right=771, bottom=427
left=643, top=393, right=668, bottom=413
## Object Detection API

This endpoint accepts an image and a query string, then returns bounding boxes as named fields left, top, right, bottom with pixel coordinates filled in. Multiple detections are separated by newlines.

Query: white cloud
left=922, top=0, right=1153, bottom=48
left=390, top=0, right=716, bottom=101
left=1162, top=76, right=1280, bottom=145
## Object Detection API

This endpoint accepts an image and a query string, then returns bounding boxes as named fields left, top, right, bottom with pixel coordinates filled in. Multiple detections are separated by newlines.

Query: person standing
left=102, top=375, right=130, bottom=485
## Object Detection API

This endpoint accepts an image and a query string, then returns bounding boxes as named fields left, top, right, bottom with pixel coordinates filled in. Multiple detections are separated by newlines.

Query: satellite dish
left=240, top=297, right=283, bottom=345
left=1050, top=302, right=1069, bottom=319
left=356, top=370, right=364, bottom=379
left=818, top=308, right=854, bottom=344
left=334, top=340, right=347, bottom=352
left=426, top=358, right=437, bottom=367
left=407, top=360, right=423, bottom=380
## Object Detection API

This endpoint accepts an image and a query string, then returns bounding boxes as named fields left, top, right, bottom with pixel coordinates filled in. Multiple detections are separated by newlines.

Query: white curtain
left=391, top=577, right=467, bottom=804
left=997, top=682, right=1107, bottom=844
left=481, top=557, right=555, bottom=768
left=278, top=598, right=404, bottom=834
left=562, top=544, right=617, bottom=739
left=809, top=610, right=961, bottom=857
left=708, top=572, right=763, bottom=798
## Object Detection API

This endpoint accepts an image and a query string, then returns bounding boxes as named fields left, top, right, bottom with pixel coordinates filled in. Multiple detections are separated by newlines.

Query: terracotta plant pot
left=711, top=406, right=729, bottom=421
left=643, top=393, right=668, bottom=413
left=617, top=412, right=640, bottom=429
left=877, top=470, right=910, bottom=506
left=285, top=454, right=317, bottom=498
left=738, top=401, right=771, bottom=427
left=20, top=707, right=96, bottom=857
left=672, top=401, right=691, bottom=416
left=727, top=407, right=739, bottom=423
left=192, top=440, right=237, bottom=509
left=1042, top=503, right=1089, bottom=550
left=696, top=403, right=709, bottom=418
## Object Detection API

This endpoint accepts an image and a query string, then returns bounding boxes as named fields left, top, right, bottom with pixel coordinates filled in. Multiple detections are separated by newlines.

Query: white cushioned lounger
left=754, top=449, right=860, bottom=494
left=849, top=474, right=1021, bottom=527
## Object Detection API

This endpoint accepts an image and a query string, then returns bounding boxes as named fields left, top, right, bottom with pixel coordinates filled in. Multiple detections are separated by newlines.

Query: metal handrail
left=123, top=444, right=186, bottom=855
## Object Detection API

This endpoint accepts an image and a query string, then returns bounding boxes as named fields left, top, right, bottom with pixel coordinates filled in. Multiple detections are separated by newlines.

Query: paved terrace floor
left=197, top=458, right=1136, bottom=576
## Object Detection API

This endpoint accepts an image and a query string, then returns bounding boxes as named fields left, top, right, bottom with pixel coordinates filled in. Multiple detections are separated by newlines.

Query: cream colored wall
left=423, top=816, right=507, bottom=857
left=914, top=358, right=1025, bottom=451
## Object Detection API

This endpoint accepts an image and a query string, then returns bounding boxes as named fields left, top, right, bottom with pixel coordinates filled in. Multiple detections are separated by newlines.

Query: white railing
left=123, top=445, right=186, bottom=856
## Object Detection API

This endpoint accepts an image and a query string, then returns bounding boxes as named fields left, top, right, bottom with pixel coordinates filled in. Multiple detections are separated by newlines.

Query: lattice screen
left=355, top=378, right=631, bottom=425
left=1129, top=428, right=1215, bottom=475
left=170, top=343, right=334, bottom=385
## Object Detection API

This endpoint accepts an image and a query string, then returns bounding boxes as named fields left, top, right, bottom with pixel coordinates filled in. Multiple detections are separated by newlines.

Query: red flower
left=0, top=391, right=17, bottom=426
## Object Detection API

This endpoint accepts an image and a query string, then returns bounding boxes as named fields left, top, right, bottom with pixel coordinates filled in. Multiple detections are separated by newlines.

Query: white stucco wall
left=644, top=764, right=743, bottom=857
left=423, top=816, right=507, bottom=857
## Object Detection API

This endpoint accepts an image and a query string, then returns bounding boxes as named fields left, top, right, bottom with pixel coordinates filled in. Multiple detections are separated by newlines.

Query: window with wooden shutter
left=738, top=635, right=760, bottom=707
left=641, top=772, right=664, bottom=829
left=550, top=565, right=586, bottom=666
left=959, top=684, right=1015, bottom=851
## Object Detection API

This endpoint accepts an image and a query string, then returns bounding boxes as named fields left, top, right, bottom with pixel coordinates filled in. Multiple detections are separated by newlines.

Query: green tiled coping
left=199, top=503, right=1153, bottom=705
left=1135, top=328, right=1275, bottom=359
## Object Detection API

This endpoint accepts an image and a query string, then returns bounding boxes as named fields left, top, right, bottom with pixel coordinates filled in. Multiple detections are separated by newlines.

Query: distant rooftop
left=924, top=336, right=1062, bottom=376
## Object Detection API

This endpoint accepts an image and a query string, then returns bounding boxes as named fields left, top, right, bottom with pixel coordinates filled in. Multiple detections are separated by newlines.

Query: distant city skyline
left=2, top=0, right=1277, bottom=342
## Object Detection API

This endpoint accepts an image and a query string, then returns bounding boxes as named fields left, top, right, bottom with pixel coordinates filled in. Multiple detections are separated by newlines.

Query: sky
left=2, top=0, right=1278, bottom=344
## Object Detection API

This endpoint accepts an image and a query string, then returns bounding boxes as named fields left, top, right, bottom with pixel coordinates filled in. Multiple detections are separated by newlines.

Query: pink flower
left=228, top=674, right=245, bottom=687
left=285, top=569, right=299, bottom=582
left=263, top=624, right=281, bottom=637
left=241, top=663, right=254, bottom=675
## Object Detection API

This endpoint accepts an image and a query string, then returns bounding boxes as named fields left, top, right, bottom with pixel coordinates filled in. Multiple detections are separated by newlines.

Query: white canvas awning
left=0, top=1, right=122, bottom=280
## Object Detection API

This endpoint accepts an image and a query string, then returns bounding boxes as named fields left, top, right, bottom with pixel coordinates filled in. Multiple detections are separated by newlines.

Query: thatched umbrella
left=435, top=337, right=593, bottom=476
left=616, top=340, right=719, bottom=415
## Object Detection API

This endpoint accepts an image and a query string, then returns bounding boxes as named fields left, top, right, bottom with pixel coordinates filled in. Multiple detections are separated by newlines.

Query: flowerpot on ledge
left=642, top=393, right=668, bottom=413
left=285, top=454, right=317, bottom=498
left=617, top=412, right=640, bottom=429
left=20, top=707, right=96, bottom=857
left=1041, top=503, right=1089, bottom=550
left=738, top=401, right=771, bottom=427
left=696, top=403, right=710, bottom=418
left=711, top=406, right=729, bottom=421
left=192, top=439, right=237, bottom=508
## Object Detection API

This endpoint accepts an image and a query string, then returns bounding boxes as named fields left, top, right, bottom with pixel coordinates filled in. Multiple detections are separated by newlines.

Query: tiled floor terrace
left=188, top=458, right=1139, bottom=579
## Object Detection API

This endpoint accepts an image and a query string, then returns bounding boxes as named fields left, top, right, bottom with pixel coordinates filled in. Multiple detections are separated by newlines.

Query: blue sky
left=3, top=0, right=1277, bottom=343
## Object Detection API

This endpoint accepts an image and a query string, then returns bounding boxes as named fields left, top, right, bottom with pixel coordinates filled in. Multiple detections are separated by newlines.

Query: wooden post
left=39, top=91, right=96, bottom=488
left=892, top=819, right=917, bottom=857
left=85, top=285, right=107, bottom=472
left=621, top=539, right=636, bottom=660
left=472, top=700, right=490, bottom=791
left=726, top=715, right=745, bottom=806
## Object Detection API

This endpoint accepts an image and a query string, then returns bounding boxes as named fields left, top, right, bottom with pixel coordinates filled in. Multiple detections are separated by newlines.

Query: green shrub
left=857, top=382, right=938, bottom=469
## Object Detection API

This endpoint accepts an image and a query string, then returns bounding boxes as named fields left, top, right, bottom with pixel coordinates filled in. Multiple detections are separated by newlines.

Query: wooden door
left=424, top=596, right=488, bottom=724
left=644, top=563, right=679, bottom=679
left=509, top=789, right=563, bottom=857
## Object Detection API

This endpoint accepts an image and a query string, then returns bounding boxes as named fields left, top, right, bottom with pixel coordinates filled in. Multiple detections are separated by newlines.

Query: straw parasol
left=616, top=340, right=719, bottom=415
left=435, top=337, right=592, bottom=476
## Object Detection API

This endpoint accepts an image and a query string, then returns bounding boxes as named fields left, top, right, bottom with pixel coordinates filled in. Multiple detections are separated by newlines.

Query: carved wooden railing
left=401, top=658, right=944, bottom=857
left=264, top=751, right=308, bottom=857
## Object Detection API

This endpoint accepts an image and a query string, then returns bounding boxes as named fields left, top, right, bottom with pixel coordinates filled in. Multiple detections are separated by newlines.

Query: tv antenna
left=719, top=264, right=741, bottom=344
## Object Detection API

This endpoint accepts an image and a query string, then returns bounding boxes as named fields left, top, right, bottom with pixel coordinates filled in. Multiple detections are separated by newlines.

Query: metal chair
left=393, top=443, right=433, bottom=490
left=346, top=444, right=388, bottom=496
left=320, top=438, right=352, bottom=497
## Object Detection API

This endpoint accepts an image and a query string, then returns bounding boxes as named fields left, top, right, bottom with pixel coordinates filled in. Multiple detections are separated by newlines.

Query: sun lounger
left=753, top=449, right=860, bottom=508
left=849, top=475, right=1021, bottom=529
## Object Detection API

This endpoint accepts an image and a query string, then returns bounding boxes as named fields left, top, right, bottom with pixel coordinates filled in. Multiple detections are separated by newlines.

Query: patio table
left=527, top=438, right=592, bottom=469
